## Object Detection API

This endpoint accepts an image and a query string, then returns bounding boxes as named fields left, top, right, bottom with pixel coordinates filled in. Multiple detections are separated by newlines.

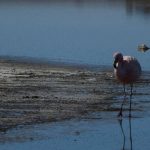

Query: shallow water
left=0, top=0, right=150, bottom=70
left=1, top=113, right=150, bottom=150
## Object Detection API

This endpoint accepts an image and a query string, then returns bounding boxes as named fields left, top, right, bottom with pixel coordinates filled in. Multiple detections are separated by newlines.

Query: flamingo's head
left=113, top=52, right=123, bottom=69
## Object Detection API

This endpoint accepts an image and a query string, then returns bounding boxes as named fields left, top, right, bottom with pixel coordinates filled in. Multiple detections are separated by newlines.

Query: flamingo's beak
left=113, top=60, right=117, bottom=69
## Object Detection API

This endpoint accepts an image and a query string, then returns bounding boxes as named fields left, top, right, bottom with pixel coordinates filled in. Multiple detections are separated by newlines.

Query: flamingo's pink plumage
left=113, top=52, right=141, bottom=117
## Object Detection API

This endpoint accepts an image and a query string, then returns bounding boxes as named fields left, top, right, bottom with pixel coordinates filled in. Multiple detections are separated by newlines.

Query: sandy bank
left=0, top=59, right=149, bottom=132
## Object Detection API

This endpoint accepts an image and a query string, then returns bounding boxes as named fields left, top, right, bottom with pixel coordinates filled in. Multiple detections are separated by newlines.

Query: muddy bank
left=0, top=59, right=150, bottom=132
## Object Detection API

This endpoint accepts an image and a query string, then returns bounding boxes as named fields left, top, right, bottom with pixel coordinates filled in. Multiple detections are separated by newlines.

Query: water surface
left=0, top=0, right=150, bottom=70
left=1, top=113, right=150, bottom=150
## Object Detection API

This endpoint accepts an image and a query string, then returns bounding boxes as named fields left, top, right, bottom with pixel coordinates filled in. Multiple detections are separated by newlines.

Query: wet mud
left=0, top=59, right=150, bottom=132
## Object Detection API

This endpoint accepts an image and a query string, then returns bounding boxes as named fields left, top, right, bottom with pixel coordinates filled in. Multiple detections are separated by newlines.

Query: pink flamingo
left=113, top=52, right=141, bottom=117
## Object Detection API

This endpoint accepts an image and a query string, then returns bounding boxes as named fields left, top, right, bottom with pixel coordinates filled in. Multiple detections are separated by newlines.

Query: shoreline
left=0, top=57, right=149, bottom=132
left=0, top=56, right=112, bottom=71
left=0, top=57, right=114, bottom=132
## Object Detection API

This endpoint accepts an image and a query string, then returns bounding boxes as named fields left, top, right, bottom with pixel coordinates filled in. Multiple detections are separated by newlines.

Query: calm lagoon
left=0, top=0, right=150, bottom=70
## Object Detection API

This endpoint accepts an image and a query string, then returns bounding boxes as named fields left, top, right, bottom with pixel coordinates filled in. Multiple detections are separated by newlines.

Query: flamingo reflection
left=119, top=117, right=133, bottom=150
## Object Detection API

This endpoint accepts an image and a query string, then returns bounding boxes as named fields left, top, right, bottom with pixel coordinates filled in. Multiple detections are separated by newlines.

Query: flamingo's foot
left=117, top=111, right=123, bottom=118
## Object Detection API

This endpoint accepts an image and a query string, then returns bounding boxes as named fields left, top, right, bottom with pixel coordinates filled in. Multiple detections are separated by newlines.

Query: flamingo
left=113, top=52, right=141, bottom=117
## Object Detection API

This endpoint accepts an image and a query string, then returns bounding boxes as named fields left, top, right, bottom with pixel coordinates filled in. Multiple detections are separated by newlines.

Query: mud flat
left=0, top=58, right=150, bottom=132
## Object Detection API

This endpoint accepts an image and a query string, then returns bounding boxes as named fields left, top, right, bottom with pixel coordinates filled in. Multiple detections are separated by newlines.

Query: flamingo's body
left=113, top=52, right=141, bottom=117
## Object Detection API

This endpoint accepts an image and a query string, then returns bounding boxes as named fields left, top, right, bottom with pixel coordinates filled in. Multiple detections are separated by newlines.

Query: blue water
left=0, top=0, right=150, bottom=70
left=1, top=115, right=150, bottom=150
